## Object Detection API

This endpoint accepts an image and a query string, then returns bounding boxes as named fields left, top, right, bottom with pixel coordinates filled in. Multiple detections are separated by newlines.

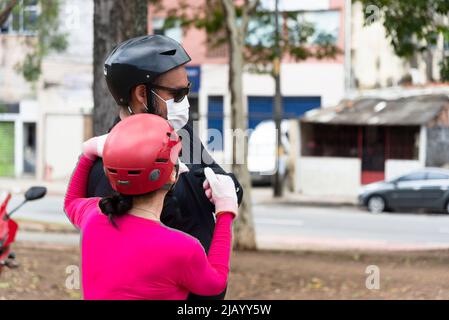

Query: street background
left=1, top=0, right=449, bottom=299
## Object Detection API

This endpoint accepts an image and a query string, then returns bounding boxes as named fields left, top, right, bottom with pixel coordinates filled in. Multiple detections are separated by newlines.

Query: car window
left=426, top=172, right=449, bottom=180
left=397, top=172, right=426, bottom=182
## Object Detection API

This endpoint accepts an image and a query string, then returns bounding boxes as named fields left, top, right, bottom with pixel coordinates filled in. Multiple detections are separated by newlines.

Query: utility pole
left=344, top=0, right=352, bottom=94
left=273, top=0, right=283, bottom=197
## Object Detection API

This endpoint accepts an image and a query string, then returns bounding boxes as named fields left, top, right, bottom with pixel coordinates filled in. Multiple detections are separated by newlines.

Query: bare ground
left=1, top=242, right=448, bottom=300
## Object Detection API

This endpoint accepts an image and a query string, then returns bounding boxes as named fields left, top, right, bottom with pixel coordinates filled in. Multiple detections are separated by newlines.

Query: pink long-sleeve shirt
left=64, top=155, right=234, bottom=300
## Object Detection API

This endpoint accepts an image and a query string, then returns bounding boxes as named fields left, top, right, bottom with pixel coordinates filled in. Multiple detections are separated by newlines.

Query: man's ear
left=133, top=84, right=147, bottom=105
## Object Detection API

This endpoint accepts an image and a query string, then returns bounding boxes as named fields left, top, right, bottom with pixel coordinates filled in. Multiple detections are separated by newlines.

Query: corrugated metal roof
left=302, top=94, right=449, bottom=126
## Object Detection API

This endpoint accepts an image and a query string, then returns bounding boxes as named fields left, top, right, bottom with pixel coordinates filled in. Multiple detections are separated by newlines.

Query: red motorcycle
left=0, top=186, right=47, bottom=274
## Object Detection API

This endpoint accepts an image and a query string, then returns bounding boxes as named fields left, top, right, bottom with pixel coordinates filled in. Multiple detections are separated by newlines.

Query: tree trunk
left=222, top=0, right=257, bottom=250
left=93, top=0, right=148, bottom=135
left=425, top=48, right=434, bottom=83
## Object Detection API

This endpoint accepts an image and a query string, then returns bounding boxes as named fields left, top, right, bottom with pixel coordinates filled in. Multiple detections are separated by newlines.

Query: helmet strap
left=145, top=84, right=157, bottom=115
left=127, top=85, right=154, bottom=115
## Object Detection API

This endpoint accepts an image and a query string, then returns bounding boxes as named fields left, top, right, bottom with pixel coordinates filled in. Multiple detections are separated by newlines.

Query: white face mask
left=152, top=91, right=190, bottom=131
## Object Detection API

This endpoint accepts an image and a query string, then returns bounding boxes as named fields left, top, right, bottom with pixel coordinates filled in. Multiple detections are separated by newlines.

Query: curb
left=253, top=200, right=359, bottom=208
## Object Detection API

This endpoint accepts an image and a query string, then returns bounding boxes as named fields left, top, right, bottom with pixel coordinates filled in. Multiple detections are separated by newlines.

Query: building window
left=152, top=17, right=182, bottom=43
left=302, top=124, right=420, bottom=161
left=386, top=126, right=419, bottom=160
left=302, top=124, right=359, bottom=158
left=246, top=9, right=340, bottom=48
left=207, top=96, right=224, bottom=151
left=1, top=0, right=39, bottom=35
left=295, top=10, right=340, bottom=45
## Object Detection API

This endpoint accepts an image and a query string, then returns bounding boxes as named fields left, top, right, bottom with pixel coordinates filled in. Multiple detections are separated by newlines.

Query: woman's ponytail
left=99, top=192, right=133, bottom=227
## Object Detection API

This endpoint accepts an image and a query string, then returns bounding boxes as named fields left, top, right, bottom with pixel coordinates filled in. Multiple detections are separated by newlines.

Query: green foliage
left=355, top=0, right=449, bottom=80
left=158, top=0, right=341, bottom=76
left=0, top=0, right=68, bottom=82
left=19, top=53, right=41, bottom=82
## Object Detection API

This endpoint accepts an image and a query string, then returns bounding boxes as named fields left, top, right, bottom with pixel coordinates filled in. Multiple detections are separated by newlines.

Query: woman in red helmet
left=63, top=114, right=238, bottom=300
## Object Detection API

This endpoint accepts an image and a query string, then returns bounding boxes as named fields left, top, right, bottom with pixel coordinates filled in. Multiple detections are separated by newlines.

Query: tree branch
left=0, top=0, right=18, bottom=27
left=245, top=0, right=259, bottom=15
left=221, top=0, right=239, bottom=37
left=242, top=0, right=259, bottom=34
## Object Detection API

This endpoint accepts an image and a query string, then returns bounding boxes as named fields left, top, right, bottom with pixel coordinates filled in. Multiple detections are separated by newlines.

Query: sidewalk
left=0, top=177, right=358, bottom=207
left=0, top=177, right=68, bottom=196
left=251, top=187, right=358, bottom=207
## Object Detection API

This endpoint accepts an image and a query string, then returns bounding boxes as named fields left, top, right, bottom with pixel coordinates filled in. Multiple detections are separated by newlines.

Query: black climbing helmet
left=104, top=35, right=192, bottom=108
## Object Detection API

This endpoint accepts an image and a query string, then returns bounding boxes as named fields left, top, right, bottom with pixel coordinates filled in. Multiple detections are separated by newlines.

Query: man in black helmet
left=86, top=35, right=243, bottom=300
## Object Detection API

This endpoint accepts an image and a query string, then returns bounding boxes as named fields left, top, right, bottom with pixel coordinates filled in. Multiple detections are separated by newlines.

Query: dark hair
left=123, top=75, right=163, bottom=116
left=99, top=192, right=133, bottom=227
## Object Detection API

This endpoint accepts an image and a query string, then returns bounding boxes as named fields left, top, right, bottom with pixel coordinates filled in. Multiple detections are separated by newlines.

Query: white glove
left=203, top=167, right=238, bottom=218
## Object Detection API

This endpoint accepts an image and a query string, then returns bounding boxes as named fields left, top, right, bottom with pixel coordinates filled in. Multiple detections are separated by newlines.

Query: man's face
left=127, top=65, right=189, bottom=119
left=151, top=66, right=190, bottom=119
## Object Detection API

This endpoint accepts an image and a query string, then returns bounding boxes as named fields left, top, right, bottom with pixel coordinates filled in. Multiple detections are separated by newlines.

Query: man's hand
left=203, top=167, right=238, bottom=217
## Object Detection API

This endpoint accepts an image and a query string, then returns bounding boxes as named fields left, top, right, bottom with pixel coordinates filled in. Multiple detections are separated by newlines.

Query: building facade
left=298, top=89, right=449, bottom=197
left=4, top=0, right=443, bottom=185
left=350, top=2, right=448, bottom=89
left=0, top=0, right=93, bottom=180
left=149, top=0, right=348, bottom=167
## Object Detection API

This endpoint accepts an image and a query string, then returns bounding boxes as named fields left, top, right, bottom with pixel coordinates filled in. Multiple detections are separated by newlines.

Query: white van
left=248, top=120, right=290, bottom=185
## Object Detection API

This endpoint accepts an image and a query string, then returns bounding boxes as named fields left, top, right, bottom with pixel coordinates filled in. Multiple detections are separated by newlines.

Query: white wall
left=0, top=35, right=35, bottom=102
left=200, top=62, right=345, bottom=107
left=245, top=63, right=345, bottom=107
left=351, top=3, right=406, bottom=88
left=36, top=0, right=94, bottom=180
left=385, top=160, right=422, bottom=181
left=351, top=2, right=445, bottom=88
left=299, top=157, right=361, bottom=196
left=46, top=0, right=94, bottom=64
left=43, top=114, right=84, bottom=180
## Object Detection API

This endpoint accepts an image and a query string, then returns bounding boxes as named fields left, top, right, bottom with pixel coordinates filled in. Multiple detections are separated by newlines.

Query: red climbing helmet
left=103, top=114, right=182, bottom=195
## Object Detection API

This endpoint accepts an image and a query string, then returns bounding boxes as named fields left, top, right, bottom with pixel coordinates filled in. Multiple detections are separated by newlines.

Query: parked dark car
left=359, top=168, right=449, bottom=213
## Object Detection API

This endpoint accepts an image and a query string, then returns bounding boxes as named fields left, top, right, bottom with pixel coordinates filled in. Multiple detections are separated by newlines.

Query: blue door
left=207, top=96, right=224, bottom=151
left=247, top=96, right=321, bottom=130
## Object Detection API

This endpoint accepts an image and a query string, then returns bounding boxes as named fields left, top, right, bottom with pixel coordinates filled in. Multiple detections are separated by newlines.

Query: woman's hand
left=82, top=134, right=108, bottom=160
left=203, top=167, right=238, bottom=218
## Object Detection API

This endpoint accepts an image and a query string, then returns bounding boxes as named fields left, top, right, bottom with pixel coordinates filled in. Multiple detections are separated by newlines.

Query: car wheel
left=367, top=196, right=386, bottom=213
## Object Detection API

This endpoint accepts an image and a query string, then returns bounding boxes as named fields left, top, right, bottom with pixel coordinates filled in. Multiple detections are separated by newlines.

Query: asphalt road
left=6, top=194, right=449, bottom=250
left=254, top=204, right=449, bottom=250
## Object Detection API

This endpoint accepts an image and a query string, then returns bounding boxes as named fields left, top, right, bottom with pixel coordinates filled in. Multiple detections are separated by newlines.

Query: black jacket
left=86, top=118, right=243, bottom=300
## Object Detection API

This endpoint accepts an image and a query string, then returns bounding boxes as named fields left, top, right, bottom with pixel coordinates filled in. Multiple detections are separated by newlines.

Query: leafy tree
left=355, top=0, right=449, bottom=82
left=164, top=0, right=340, bottom=76
left=0, top=0, right=68, bottom=82
left=0, top=0, right=17, bottom=26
